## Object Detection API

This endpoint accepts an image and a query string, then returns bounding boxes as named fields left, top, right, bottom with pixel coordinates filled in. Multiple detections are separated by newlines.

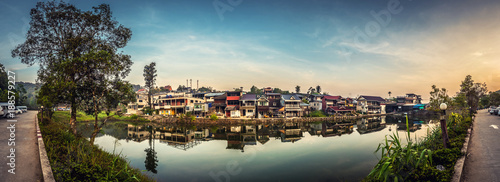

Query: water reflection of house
left=279, top=123, right=303, bottom=143
left=356, top=117, right=387, bottom=135
left=241, top=125, right=257, bottom=146
left=194, top=128, right=212, bottom=140
left=256, top=125, right=271, bottom=145
left=322, top=122, right=354, bottom=137
left=219, top=125, right=257, bottom=151
left=156, top=127, right=200, bottom=151
left=127, top=124, right=150, bottom=142
left=308, top=123, right=323, bottom=136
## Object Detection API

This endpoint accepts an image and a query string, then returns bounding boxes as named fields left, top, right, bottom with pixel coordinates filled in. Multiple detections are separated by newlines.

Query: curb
left=35, top=114, right=55, bottom=182
left=451, top=119, right=473, bottom=182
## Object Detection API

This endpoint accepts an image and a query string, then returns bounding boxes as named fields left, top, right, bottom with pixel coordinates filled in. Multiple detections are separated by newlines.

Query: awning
left=278, top=107, right=285, bottom=112
left=225, top=106, right=237, bottom=111
left=413, top=104, right=425, bottom=108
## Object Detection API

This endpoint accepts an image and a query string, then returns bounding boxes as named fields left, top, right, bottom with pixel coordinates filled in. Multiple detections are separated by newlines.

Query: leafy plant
left=367, top=115, right=433, bottom=181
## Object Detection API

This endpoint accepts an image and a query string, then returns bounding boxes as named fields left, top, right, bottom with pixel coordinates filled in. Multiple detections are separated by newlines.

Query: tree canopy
left=12, top=1, right=133, bottom=135
left=143, top=62, right=157, bottom=109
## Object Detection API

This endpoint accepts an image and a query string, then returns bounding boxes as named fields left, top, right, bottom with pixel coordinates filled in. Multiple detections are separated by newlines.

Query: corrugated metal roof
left=205, top=93, right=225, bottom=97
left=323, top=95, right=341, bottom=100
left=282, top=94, right=301, bottom=101
left=359, top=95, right=386, bottom=102
left=241, top=94, right=257, bottom=101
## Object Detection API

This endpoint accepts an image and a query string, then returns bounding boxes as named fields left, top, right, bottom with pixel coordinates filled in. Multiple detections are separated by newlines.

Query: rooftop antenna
left=197, top=80, right=199, bottom=90
left=190, top=79, right=192, bottom=88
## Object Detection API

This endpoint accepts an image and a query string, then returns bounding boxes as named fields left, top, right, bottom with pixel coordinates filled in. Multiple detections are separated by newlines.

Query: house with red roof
left=225, top=91, right=242, bottom=117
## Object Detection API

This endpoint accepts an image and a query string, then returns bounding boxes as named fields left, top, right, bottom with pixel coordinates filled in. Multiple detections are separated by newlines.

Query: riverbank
left=365, top=110, right=473, bottom=181
left=144, top=113, right=394, bottom=125
left=38, top=111, right=154, bottom=181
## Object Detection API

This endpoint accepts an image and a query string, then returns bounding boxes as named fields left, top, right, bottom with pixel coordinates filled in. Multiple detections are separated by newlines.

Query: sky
left=1, top=0, right=499, bottom=102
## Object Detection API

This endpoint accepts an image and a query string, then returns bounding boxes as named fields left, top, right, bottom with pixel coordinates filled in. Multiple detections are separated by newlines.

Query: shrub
left=210, top=114, right=218, bottom=121
left=38, top=112, right=153, bottom=181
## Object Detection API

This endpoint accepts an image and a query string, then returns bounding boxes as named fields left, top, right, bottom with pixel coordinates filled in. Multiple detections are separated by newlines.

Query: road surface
left=462, top=110, right=500, bottom=182
left=0, top=111, right=42, bottom=182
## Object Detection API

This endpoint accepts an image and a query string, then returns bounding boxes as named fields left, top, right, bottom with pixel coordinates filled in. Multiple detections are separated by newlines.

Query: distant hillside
left=15, top=82, right=40, bottom=109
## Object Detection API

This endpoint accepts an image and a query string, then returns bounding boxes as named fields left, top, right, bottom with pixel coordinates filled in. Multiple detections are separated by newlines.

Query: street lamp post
left=439, top=103, right=449, bottom=148
left=41, top=105, right=44, bottom=124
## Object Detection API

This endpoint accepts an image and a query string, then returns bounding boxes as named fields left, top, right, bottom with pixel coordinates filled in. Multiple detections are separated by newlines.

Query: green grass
left=366, top=111, right=472, bottom=181
left=39, top=111, right=154, bottom=182
left=55, top=110, right=150, bottom=122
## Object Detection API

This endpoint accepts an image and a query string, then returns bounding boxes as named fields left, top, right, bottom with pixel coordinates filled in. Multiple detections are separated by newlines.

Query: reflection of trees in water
left=144, top=148, right=158, bottom=174
left=145, top=128, right=158, bottom=174
left=77, top=122, right=129, bottom=139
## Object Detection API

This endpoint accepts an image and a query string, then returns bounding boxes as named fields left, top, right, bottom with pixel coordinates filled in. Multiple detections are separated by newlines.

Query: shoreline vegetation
left=365, top=109, right=473, bottom=181
left=38, top=111, right=154, bottom=182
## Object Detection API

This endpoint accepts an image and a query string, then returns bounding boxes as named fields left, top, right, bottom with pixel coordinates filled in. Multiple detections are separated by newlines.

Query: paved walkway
left=0, top=111, right=43, bottom=182
left=462, top=110, right=500, bottom=182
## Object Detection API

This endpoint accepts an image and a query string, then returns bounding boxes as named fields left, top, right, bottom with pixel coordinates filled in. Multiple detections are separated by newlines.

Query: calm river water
left=79, top=115, right=437, bottom=182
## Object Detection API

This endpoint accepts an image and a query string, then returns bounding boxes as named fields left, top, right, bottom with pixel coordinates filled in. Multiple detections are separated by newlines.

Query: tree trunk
left=70, top=97, right=77, bottom=135
left=89, top=112, right=99, bottom=145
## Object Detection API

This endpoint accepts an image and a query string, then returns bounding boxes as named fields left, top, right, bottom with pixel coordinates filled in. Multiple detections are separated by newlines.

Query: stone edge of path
left=35, top=114, right=55, bottom=182
left=451, top=117, right=473, bottom=182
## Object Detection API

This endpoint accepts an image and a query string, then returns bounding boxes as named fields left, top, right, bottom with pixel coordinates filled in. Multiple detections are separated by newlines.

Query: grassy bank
left=366, top=111, right=472, bottom=181
left=54, top=110, right=150, bottom=122
left=39, top=111, right=154, bottom=181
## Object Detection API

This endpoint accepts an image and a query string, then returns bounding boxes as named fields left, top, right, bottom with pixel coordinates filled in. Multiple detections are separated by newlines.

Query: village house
left=240, top=93, right=257, bottom=118
left=266, top=93, right=282, bottom=117
left=256, top=95, right=270, bottom=118
left=308, top=94, right=323, bottom=111
left=225, top=91, right=242, bottom=117
left=386, top=93, right=423, bottom=112
left=155, top=93, right=204, bottom=116
left=321, top=95, right=341, bottom=111
left=213, top=94, right=227, bottom=115
left=282, top=94, right=303, bottom=117
left=127, top=89, right=149, bottom=114
left=356, top=95, right=386, bottom=114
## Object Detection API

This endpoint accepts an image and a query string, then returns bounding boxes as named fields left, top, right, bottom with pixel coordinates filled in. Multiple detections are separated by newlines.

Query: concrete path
left=462, top=110, right=500, bottom=182
left=0, top=111, right=43, bottom=182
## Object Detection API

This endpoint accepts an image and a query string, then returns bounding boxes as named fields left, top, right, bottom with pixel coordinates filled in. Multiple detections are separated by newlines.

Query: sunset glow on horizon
left=1, top=0, right=499, bottom=101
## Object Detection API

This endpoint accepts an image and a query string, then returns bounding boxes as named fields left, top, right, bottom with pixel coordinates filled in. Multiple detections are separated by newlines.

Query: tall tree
left=12, top=2, right=132, bottom=135
left=143, top=62, right=157, bottom=110
left=429, top=85, right=451, bottom=111
left=388, top=91, right=392, bottom=97
left=316, top=85, right=321, bottom=94
left=295, top=85, right=300, bottom=93
left=458, top=75, right=487, bottom=114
